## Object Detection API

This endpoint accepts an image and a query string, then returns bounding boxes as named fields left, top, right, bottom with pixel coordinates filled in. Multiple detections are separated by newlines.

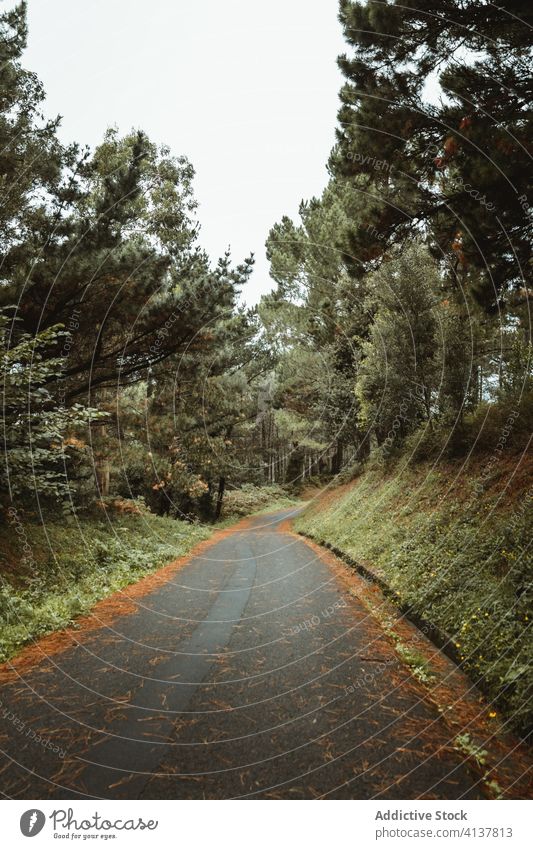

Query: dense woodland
left=1, top=0, right=532, bottom=524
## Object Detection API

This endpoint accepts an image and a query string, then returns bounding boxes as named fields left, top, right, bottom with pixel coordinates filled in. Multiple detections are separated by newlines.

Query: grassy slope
left=295, top=454, right=533, bottom=734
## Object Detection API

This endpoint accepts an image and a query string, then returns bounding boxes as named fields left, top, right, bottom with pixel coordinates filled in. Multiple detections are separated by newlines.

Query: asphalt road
left=0, top=509, right=484, bottom=799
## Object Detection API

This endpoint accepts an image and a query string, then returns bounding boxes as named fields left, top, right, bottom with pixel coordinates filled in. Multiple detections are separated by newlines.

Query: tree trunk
left=331, top=441, right=343, bottom=475
left=95, top=457, right=110, bottom=497
left=215, top=476, right=226, bottom=521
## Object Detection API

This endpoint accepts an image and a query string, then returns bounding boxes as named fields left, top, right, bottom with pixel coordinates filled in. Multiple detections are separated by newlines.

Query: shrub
left=222, top=484, right=294, bottom=518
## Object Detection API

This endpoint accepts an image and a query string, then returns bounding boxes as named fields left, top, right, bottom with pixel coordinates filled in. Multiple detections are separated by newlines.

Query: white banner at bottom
left=2, top=799, right=532, bottom=849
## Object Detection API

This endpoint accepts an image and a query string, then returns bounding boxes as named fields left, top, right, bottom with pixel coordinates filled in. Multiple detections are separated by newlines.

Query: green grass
left=295, top=457, right=533, bottom=735
left=221, top=484, right=299, bottom=520
left=0, top=510, right=212, bottom=662
left=0, top=485, right=300, bottom=663
left=394, top=642, right=436, bottom=685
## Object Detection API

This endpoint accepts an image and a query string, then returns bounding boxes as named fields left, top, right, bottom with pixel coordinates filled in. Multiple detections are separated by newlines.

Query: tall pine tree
left=332, top=0, right=533, bottom=309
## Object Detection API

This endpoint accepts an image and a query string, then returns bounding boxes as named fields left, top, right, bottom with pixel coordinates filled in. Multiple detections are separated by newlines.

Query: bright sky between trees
left=24, top=0, right=345, bottom=305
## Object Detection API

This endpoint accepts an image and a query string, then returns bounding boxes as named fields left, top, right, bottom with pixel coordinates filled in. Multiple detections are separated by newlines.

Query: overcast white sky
left=23, top=0, right=345, bottom=304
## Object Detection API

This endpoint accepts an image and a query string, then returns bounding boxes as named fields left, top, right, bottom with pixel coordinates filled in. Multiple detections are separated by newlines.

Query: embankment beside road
left=295, top=454, right=533, bottom=737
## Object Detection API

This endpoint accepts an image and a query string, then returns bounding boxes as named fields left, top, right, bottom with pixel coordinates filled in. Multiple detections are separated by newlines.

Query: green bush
left=222, top=484, right=296, bottom=518
left=464, top=394, right=533, bottom=454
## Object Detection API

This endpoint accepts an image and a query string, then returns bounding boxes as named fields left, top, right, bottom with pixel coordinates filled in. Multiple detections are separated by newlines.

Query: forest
left=1, top=1, right=532, bottom=737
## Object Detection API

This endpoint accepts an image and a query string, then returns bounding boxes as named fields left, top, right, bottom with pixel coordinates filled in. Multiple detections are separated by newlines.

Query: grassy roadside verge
left=294, top=455, right=533, bottom=736
left=0, top=509, right=213, bottom=663
left=0, top=485, right=300, bottom=664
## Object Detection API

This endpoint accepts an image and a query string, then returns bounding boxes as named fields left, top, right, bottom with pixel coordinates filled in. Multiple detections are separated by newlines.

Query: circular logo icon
left=20, top=810, right=46, bottom=837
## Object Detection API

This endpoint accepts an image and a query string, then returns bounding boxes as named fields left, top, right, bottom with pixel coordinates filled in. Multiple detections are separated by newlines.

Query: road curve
left=0, top=509, right=484, bottom=800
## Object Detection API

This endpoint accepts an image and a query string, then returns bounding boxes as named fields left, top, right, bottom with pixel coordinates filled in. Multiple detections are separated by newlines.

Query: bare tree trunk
left=96, top=457, right=110, bottom=497
left=331, top=441, right=343, bottom=475
left=215, top=476, right=226, bottom=521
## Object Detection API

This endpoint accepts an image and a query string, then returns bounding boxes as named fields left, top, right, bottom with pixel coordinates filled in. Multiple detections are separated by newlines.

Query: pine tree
left=333, top=0, right=533, bottom=308
left=356, top=243, right=439, bottom=447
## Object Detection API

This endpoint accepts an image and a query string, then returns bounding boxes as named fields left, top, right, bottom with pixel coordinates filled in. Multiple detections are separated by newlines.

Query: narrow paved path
left=0, top=510, right=484, bottom=799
